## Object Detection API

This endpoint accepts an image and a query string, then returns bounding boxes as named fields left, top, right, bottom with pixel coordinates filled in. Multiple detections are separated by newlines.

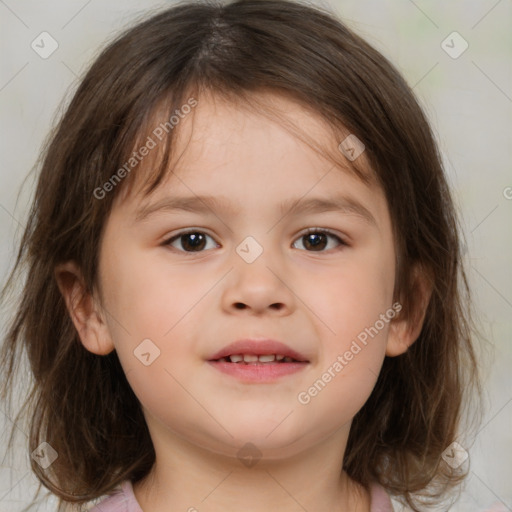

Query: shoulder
left=369, top=481, right=394, bottom=512
left=88, top=481, right=143, bottom=512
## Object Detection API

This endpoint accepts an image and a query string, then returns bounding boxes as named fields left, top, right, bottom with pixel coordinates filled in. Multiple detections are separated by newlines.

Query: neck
left=133, top=420, right=371, bottom=512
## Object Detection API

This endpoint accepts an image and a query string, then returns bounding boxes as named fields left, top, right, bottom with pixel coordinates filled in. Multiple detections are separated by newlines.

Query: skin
left=56, top=90, right=431, bottom=512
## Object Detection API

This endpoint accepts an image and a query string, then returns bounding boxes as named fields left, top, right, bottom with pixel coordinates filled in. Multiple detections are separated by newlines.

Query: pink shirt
left=89, top=480, right=394, bottom=511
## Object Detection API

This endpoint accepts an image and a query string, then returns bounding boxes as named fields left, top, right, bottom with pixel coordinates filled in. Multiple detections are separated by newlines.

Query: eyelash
left=161, top=228, right=348, bottom=254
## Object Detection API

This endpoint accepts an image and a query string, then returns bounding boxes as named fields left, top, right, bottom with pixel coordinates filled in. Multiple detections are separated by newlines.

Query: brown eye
left=293, top=229, right=346, bottom=252
left=163, top=231, right=218, bottom=252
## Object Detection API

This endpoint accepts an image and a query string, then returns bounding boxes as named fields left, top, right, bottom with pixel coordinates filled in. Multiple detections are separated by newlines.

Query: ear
left=54, top=261, right=115, bottom=355
left=386, top=263, right=433, bottom=357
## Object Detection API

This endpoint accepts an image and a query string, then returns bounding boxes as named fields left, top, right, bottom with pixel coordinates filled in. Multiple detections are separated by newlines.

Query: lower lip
left=207, top=361, right=308, bottom=382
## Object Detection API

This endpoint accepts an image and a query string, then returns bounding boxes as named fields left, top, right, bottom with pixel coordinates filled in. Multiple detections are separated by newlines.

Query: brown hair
left=0, top=0, right=482, bottom=510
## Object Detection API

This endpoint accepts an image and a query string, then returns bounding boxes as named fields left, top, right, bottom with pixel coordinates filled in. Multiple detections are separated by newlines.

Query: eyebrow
left=134, top=194, right=377, bottom=226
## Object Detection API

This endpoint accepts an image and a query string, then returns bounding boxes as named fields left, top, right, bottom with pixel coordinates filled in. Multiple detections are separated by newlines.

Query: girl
left=0, top=0, right=482, bottom=511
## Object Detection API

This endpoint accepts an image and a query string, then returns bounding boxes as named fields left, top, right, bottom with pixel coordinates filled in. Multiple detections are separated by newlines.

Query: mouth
left=207, top=339, right=310, bottom=382
left=211, top=354, right=304, bottom=364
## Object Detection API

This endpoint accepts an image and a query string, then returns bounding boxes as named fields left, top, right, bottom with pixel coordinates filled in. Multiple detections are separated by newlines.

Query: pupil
left=183, top=233, right=205, bottom=251
left=305, top=233, right=326, bottom=251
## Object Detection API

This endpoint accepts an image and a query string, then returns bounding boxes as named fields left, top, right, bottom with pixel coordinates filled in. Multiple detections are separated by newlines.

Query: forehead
left=115, top=89, right=381, bottom=214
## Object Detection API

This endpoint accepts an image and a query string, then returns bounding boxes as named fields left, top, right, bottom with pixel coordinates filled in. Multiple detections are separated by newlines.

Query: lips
left=208, top=339, right=309, bottom=363
left=207, top=338, right=309, bottom=382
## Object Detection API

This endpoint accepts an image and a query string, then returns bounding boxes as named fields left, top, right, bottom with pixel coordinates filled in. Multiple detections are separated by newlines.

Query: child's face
left=92, top=91, right=403, bottom=460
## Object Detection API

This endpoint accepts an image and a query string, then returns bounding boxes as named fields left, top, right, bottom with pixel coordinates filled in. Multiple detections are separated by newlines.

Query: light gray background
left=1, top=1, right=511, bottom=511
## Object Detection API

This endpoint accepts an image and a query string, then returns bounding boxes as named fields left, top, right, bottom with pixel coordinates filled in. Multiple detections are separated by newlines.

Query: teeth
left=224, top=354, right=295, bottom=363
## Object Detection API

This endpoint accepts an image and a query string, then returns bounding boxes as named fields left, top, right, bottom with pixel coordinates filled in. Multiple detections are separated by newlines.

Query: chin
left=227, top=419, right=309, bottom=452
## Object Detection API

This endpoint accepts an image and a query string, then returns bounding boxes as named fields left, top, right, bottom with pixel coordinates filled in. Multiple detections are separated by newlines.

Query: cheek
left=103, top=256, right=208, bottom=436
left=308, top=248, right=394, bottom=345
left=100, top=245, right=208, bottom=398
left=121, top=355, right=222, bottom=449
left=296, top=248, right=394, bottom=409
left=103, top=244, right=209, bottom=340
left=296, top=296, right=391, bottom=432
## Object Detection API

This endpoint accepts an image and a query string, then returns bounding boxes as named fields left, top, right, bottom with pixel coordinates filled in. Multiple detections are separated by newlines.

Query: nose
left=221, top=245, right=295, bottom=316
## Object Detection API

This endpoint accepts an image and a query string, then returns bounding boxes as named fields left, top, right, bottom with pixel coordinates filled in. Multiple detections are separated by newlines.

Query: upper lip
left=208, top=339, right=309, bottom=362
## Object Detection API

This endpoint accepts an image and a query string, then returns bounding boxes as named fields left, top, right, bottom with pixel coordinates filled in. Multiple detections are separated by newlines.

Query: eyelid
left=162, top=228, right=219, bottom=252
left=294, top=227, right=349, bottom=250
left=298, top=227, right=348, bottom=243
